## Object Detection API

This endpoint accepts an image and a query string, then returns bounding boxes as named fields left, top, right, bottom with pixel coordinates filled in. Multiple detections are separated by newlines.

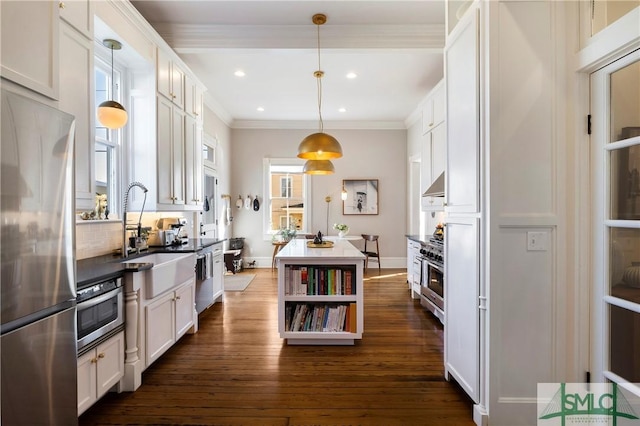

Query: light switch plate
left=527, top=231, right=548, bottom=251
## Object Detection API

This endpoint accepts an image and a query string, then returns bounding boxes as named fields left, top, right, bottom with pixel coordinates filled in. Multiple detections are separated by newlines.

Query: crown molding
left=230, top=120, right=407, bottom=130
left=154, top=23, right=445, bottom=50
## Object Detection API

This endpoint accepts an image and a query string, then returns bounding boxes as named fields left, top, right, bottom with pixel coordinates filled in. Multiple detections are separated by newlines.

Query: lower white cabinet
left=212, top=251, right=224, bottom=301
left=77, top=331, right=124, bottom=415
left=444, top=217, right=480, bottom=403
left=406, top=238, right=422, bottom=298
left=145, top=280, right=195, bottom=365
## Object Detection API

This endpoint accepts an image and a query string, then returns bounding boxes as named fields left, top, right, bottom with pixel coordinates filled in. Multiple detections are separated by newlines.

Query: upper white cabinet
left=155, top=45, right=205, bottom=211
left=422, top=124, right=446, bottom=211
left=157, top=48, right=185, bottom=109
left=421, top=80, right=446, bottom=212
left=157, top=95, right=186, bottom=208
left=422, top=81, right=445, bottom=135
left=185, top=115, right=203, bottom=207
left=445, top=9, right=479, bottom=214
left=1, top=0, right=59, bottom=99
left=59, top=20, right=95, bottom=211
left=185, top=74, right=204, bottom=119
left=59, top=0, right=92, bottom=39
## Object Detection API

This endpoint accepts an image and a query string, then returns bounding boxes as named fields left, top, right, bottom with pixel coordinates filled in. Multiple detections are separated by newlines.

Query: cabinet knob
left=59, top=2, right=66, bottom=9
left=176, top=295, right=181, bottom=300
left=98, top=353, right=105, bottom=359
left=90, top=358, right=98, bottom=364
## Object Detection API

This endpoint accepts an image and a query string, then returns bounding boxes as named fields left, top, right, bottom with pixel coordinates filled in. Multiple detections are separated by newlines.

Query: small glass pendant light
left=97, top=39, right=128, bottom=129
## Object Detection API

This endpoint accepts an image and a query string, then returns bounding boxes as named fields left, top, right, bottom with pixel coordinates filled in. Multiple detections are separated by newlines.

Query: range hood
left=422, top=172, right=445, bottom=197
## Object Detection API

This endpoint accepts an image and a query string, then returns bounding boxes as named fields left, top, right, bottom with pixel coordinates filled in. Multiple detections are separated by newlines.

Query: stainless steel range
left=420, top=236, right=444, bottom=324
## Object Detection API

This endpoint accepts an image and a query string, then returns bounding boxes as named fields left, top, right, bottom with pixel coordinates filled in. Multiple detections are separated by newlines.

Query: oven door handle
left=424, top=259, right=443, bottom=273
left=78, top=287, right=122, bottom=309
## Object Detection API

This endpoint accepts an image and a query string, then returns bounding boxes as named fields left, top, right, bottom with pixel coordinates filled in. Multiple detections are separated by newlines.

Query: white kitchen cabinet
left=407, top=238, right=422, bottom=299
left=77, top=331, right=125, bottom=415
left=422, top=81, right=445, bottom=135
left=277, top=240, right=365, bottom=345
left=185, top=114, right=203, bottom=208
left=444, top=217, right=479, bottom=404
left=1, top=0, right=59, bottom=99
left=59, top=20, right=95, bottom=211
left=157, top=48, right=184, bottom=109
left=145, top=279, right=195, bottom=366
left=422, top=124, right=446, bottom=211
left=59, top=0, right=92, bottom=39
left=212, top=250, right=224, bottom=302
left=445, top=9, right=479, bottom=214
left=156, top=95, right=186, bottom=208
left=185, top=73, right=204, bottom=119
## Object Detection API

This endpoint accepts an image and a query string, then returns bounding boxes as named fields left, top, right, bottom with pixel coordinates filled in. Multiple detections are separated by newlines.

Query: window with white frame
left=94, top=55, right=123, bottom=216
left=264, top=158, right=310, bottom=235
left=280, top=176, right=293, bottom=198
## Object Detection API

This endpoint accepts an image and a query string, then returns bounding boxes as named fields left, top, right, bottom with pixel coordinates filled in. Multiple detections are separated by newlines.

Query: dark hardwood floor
left=79, top=268, right=474, bottom=425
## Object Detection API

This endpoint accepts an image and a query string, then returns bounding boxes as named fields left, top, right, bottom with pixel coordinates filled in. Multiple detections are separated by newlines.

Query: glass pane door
left=591, top=49, right=640, bottom=390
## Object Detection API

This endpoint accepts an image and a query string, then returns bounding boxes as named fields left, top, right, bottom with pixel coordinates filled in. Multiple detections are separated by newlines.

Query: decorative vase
left=338, top=229, right=349, bottom=238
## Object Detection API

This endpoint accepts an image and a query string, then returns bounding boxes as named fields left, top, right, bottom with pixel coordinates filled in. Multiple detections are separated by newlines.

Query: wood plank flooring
left=79, top=268, right=474, bottom=426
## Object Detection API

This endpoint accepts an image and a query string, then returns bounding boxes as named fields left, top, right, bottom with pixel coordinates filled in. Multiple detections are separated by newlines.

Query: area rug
left=224, top=273, right=256, bottom=291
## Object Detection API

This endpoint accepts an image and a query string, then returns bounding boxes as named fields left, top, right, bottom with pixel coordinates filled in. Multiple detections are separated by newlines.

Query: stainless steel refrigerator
left=1, top=89, right=78, bottom=425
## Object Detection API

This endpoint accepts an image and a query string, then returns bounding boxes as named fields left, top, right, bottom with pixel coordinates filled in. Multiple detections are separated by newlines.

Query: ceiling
left=130, top=0, right=446, bottom=128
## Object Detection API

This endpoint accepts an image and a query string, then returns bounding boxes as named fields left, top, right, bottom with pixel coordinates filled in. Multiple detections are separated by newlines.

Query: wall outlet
left=527, top=231, right=548, bottom=251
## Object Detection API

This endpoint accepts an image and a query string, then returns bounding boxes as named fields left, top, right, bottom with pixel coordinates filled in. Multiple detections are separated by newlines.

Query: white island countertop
left=275, top=238, right=365, bottom=261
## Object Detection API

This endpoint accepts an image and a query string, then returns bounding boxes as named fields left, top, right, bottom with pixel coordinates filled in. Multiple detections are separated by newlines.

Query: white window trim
left=263, top=158, right=311, bottom=240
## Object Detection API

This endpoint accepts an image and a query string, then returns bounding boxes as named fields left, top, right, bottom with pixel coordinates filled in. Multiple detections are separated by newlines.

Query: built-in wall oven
left=420, top=237, right=444, bottom=324
left=76, top=276, right=124, bottom=354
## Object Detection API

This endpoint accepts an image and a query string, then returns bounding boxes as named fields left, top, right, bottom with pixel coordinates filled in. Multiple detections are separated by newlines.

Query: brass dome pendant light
left=97, top=39, right=128, bottom=129
left=303, top=159, right=335, bottom=175
left=298, top=14, right=342, bottom=174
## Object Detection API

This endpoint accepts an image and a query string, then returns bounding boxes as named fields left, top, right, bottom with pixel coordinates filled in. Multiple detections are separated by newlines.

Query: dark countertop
left=149, top=237, right=224, bottom=253
left=77, top=238, right=225, bottom=288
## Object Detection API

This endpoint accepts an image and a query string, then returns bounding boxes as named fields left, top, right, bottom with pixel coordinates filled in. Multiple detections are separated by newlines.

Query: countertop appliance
left=1, top=89, right=78, bottom=424
left=420, top=236, right=445, bottom=324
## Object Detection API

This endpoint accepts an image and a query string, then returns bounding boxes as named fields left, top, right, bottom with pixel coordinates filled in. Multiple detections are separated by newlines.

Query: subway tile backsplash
left=76, top=221, right=123, bottom=260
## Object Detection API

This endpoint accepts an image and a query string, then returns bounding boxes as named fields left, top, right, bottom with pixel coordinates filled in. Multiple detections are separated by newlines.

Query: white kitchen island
left=275, top=238, right=365, bottom=345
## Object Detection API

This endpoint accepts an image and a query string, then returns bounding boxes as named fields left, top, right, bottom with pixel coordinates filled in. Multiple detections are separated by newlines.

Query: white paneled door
left=590, top=48, right=640, bottom=391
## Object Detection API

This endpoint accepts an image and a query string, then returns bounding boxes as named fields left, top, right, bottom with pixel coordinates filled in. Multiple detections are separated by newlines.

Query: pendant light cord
left=110, top=45, right=115, bottom=101
left=315, top=21, right=324, bottom=133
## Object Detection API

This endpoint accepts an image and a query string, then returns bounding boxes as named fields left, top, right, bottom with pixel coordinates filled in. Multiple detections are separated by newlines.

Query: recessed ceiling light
left=338, top=107, right=347, bottom=113
left=346, top=72, right=357, bottom=79
left=234, top=70, right=246, bottom=77
left=257, top=106, right=264, bottom=112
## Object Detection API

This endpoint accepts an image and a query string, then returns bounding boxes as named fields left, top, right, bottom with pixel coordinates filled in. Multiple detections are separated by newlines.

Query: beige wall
left=230, top=127, right=407, bottom=266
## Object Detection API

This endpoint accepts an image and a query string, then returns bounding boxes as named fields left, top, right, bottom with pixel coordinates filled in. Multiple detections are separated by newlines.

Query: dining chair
left=360, top=234, right=381, bottom=272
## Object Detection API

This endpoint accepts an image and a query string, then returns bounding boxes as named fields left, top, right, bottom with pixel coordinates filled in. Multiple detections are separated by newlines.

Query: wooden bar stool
left=271, top=241, right=288, bottom=270
left=360, top=234, right=380, bottom=272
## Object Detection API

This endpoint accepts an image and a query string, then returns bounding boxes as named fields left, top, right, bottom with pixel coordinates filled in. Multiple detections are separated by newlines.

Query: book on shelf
left=284, top=265, right=357, bottom=296
left=285, top=302, right=355, bottom=333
